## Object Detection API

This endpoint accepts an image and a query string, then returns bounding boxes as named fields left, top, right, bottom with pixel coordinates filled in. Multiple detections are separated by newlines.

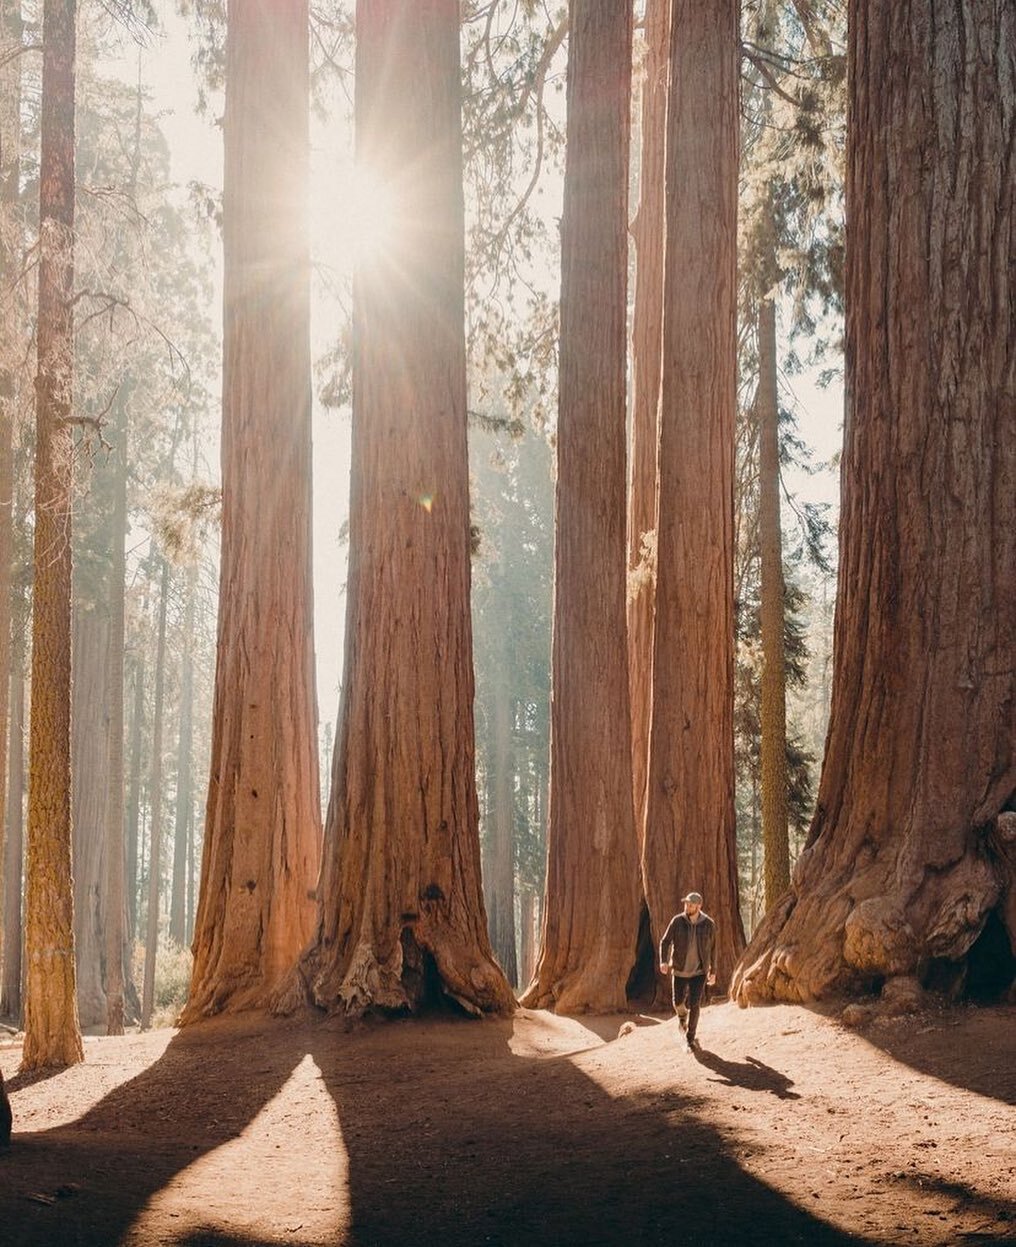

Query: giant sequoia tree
left=183, top=0, right=321, bottom=1020
left=734, top=0, right=1015, bottom=1005
left=522, top=0, right=642, bottom=1013
left=300, top=0, right=513, bottom=1018
left=644, top=0, right=745, bottom=987
left=22, top=0, right=83, bottom=1070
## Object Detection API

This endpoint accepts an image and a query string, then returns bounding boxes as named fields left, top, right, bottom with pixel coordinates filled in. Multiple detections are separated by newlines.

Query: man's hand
left=659, top=963, right=670, bottom=976
left=706, top=971, right=716, bottom=986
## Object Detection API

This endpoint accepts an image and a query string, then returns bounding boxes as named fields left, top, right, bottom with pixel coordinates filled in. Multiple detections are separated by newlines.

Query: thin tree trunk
left=1, top=631, right=24, bottom=1019
left=125, top=647, right=145, bottom=941
left=302, top=0, right=513, bottom=1018
left=0, top=0, right=22, bottom=1008
left=523, top=0, right=641, bottom=1014
left=104, top=396, right=128, bottom=1035
left=184, top=0, right=321, bottom=1021
left=485, top=681, right=517, bottom=986
left=140, top=558, right=169, bottom=1029
left=757, top=291, right=790, bottom=908
left=169, top=561, right=195, bottom=948
left=734, top=0, right=1016, bottom=1005
left=644, top=0, right=745, bottom=989
left=628, top=0, right=669, bottom=856
left=23, top=0, right=82, bottom=1071
left=71, top=606, right=110, bottom=1027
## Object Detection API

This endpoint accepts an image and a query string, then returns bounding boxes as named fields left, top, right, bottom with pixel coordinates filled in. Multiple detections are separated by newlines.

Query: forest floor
left=0, top=997, right=1013, bottom=1247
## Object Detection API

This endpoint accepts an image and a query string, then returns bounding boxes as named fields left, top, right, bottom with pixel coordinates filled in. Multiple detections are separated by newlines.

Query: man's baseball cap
left=682, top=891, right=703, bottom=904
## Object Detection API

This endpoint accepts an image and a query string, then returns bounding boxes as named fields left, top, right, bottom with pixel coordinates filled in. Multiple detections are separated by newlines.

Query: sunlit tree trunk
left=71, top=606, right=110, bottom=1027
left=757, top=290, right=790, bottom=907
left=184, top=0, right=321, bottom=1020
left=735, top=0, right=1016, bottom=1005
left=140, top=558, right=169, bottom=1029
left=644, top=0, right=744, bottom=989
left=169, top=560, right=196, bottom=948
left=22, top=0, right=83, bottom=1071
left=302, top=0, right=513, bottom=1018
left=628, top=0, right=669, bottom=857
left=523, top=0, right=641, bottom=1014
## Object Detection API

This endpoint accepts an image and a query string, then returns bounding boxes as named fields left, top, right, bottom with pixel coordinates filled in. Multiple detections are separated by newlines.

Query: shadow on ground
left=0, top=1009, right=876, bottom=1247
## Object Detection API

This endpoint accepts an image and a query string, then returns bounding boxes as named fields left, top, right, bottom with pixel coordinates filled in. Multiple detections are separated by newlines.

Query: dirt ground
left=1, top=998, right=1013, bottom=1247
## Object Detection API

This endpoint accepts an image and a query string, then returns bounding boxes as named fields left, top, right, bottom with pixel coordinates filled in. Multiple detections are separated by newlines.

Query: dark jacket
left=660, top=911, right=715, bottom=977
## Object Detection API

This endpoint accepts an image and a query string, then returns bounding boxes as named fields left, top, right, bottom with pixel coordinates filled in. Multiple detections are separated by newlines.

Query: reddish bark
left=644, top=0, right=745, bottom=989
left=734, top=0, right=1015, bottom=1004
left=522, top=0, right=642, bottom=1013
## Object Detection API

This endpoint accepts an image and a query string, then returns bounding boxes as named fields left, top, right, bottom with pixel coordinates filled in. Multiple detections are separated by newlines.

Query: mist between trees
left=0, top=0, right=1012, bottom=1091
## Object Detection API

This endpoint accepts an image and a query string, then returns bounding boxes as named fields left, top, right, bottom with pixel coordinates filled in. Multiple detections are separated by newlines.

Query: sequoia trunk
left=183, top=0, right=321, bottom=1020
left=628, top=0, right=669, bottom=853
left=302, top=0, right=513, bottom=1017
left=522, top=0, right=642, bottom=1013
left=644, top=0, right=744, bottom=988
left=734, top=0, right=1016, bottom=1005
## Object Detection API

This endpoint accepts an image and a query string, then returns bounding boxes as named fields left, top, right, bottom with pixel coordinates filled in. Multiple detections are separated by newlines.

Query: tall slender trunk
left=125, top=647, right=145, bottom=941
left=757, top=291, right=790, bottom=907
left=22, top=0, right=82, bottom=1071
left=0, top=0, right=22, bottom=1006
left=644, top=0, right=744, bottom=988
left=140, top=558, right=169, bottom=1029
left=1, top=630, right=24, bottom=1019
left=484, top=681, right=517, bottom=986
left=628, top=0, right=669, bottom=856
left=169, top=561, right=196, bottom=947
left=104, top=396, right=129, bottom=1035
left=523, top=0, right=641, bottom=1014
left=71, top=606, right=110, bottom=1027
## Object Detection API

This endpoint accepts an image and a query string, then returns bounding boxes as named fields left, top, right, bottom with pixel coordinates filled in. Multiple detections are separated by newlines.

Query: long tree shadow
left=0, top=1013, right=320, bottom=1247
left=0, top=1008, right=894, bottom=1247
left=302, top=1012, right=866, bottom=1247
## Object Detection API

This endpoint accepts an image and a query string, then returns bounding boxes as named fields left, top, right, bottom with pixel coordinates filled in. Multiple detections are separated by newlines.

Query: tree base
left=733, top=812, right=1016, bottom=1007
left=293, top=924, right=516, bottom=1020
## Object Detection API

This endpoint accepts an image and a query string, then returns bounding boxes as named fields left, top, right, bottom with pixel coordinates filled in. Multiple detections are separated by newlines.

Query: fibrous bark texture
left=522, top=0, right=642, bottom=1014
left=628, top=0, right=670, bottom=856
left=301, top=0, right=512, bottom=1019
left=22, top=0, right=83, bottom=1071
left=183, top=0, right=321, bottom=1021
left=757, top=294, right=790, bottom=907
left=644, top=0, right=745, bottom=988
left=734, top=0, right=1016, bottom=1005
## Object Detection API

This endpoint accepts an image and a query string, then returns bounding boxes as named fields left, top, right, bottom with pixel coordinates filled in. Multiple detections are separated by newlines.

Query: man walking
left=659, top=891, right=716, bottom=1050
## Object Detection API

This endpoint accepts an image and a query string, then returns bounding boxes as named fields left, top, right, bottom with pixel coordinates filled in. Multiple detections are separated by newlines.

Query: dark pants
left=672, top=973, right=706, bottom=1040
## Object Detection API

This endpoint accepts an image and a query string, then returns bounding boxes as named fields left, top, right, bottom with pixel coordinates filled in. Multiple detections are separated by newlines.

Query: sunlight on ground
left=126, top=1054, right=348, bottom=1247
left=508, top=1009, right=612, bottom=1059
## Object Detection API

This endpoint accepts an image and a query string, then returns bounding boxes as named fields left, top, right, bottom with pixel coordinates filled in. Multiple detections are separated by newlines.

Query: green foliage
left=132, top=936, right=192, bottom=1027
